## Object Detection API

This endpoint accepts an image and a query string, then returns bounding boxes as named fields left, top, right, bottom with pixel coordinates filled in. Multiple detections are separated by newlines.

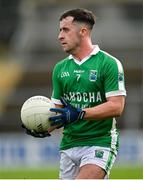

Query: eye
left=63, top=27, right=70, bottom=32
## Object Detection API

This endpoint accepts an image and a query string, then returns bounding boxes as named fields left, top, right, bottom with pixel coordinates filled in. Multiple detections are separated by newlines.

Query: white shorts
left=59, top=146, right=117, bottom=179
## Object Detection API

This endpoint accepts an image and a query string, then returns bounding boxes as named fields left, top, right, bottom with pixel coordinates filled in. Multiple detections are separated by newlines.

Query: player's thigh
left=59, top=151, right=79, bottom=179
left=77, top=146, right=117, bottom=179
left=76, top=163, right=106, bottom=179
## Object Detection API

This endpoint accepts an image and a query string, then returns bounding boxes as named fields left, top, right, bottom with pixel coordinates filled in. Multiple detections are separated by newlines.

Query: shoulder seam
left=100, top=50, right=119, bottom=62
left=100, top=50, right=124, bottom=73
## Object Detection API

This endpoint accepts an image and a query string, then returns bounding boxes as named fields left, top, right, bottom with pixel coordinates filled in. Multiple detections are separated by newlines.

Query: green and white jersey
left=51, top=45, right=126, bottom=151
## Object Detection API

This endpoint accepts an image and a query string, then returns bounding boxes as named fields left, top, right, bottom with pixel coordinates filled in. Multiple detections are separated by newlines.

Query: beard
left=63, top=41, right=80, bottom=55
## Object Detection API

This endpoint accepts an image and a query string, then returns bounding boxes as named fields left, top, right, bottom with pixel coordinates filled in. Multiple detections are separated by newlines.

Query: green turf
left=110, top=166, right=143, bottom=179
left=0, top=168, right=59, bottom=179
left=0, top=166, right=143, bottom=179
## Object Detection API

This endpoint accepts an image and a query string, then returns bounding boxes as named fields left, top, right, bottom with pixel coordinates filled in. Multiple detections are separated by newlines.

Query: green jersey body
left=51, top=45, right=126, bottom=151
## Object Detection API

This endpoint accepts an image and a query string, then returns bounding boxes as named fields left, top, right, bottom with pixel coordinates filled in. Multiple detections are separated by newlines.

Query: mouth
left=61, top=42, right=67, bottom=45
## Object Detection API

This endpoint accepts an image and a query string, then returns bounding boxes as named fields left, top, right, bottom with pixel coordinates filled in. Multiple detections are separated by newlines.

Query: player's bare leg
left=75, top=164, right=106, bottom=179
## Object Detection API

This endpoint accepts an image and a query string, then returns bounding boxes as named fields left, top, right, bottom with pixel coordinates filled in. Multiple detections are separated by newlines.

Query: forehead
left=59, top=16, right=75, bottom=27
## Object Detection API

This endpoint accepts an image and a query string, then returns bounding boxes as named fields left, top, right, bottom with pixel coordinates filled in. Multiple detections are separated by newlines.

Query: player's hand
left=21, top=124, right=51, bottom=138
left=49, top=97, right=85, bottom=127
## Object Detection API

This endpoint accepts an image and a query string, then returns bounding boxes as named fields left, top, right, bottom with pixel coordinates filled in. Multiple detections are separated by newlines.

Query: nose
left=58, top=31, right=64, bottom=41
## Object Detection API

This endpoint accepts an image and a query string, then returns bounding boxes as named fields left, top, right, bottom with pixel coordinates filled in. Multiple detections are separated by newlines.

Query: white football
left=21, top=96, right=56, bottom=132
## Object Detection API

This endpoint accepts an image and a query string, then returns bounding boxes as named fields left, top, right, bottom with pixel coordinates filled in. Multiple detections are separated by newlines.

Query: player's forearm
left=83, top=98, right=125, bottom=120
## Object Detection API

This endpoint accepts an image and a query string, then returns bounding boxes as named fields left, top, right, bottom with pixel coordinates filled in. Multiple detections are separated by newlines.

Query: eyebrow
left=59, top=27, right=69, bottom=31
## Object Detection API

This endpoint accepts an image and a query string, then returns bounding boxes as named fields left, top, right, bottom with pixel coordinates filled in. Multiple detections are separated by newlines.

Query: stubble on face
left=59, top=17, right=82, bottom=54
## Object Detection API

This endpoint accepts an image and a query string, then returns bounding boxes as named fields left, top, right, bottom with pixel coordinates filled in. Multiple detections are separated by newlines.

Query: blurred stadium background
left=0, top=0, right=143, bottom=179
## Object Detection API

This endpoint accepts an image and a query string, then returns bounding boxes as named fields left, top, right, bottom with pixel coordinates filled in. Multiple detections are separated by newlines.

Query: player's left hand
left=49, top=97, right=85, bottom=127
left=21, top=124, right=51, bottom=138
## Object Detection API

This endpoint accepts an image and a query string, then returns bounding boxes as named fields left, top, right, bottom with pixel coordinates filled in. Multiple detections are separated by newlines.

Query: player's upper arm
left=52, top=63, right=63, bottom=100
left=103, top=56, right=126, bottom=98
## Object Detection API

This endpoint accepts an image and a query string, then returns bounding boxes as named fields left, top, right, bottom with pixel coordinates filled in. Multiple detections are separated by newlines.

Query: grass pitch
left=0, top=166, right=143, bottom=179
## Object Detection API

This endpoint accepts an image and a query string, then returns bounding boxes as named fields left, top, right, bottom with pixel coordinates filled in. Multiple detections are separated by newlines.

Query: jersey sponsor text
left=63, top=91, right=102, bottom=103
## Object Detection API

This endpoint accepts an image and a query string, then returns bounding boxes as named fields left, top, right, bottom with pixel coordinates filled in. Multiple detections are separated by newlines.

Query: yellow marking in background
left=0, top=61, right=23, bottom=114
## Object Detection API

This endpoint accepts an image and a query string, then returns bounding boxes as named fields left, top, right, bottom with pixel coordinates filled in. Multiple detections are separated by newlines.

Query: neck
left=72, top=39, right=94, bottom=61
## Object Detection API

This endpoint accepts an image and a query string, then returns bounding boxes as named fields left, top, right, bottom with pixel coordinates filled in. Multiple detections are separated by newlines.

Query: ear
left=79, top=27, right=87, bottom=37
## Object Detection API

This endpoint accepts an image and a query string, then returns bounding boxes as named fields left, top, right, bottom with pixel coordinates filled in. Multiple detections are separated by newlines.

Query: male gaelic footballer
left=23, top=8, right=126, bottom=179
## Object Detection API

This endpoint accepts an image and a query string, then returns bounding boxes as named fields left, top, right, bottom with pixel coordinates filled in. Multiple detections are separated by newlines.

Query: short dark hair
left=59, top=8, right=96, bottom=30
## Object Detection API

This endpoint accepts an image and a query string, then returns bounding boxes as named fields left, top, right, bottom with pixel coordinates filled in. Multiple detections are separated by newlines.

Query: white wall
left=0, top=130, right=143, bottom=168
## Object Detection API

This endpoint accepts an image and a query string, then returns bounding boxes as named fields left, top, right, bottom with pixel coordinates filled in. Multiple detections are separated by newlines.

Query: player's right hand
left=21, top=124, right=51, bottom=138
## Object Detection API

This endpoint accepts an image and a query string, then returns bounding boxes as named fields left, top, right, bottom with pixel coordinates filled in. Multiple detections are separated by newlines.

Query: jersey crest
left=89, top=70, right=97, bottom=82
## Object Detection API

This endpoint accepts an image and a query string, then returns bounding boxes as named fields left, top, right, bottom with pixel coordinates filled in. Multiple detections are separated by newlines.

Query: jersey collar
left=68, top=45, right=100, bottom=65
